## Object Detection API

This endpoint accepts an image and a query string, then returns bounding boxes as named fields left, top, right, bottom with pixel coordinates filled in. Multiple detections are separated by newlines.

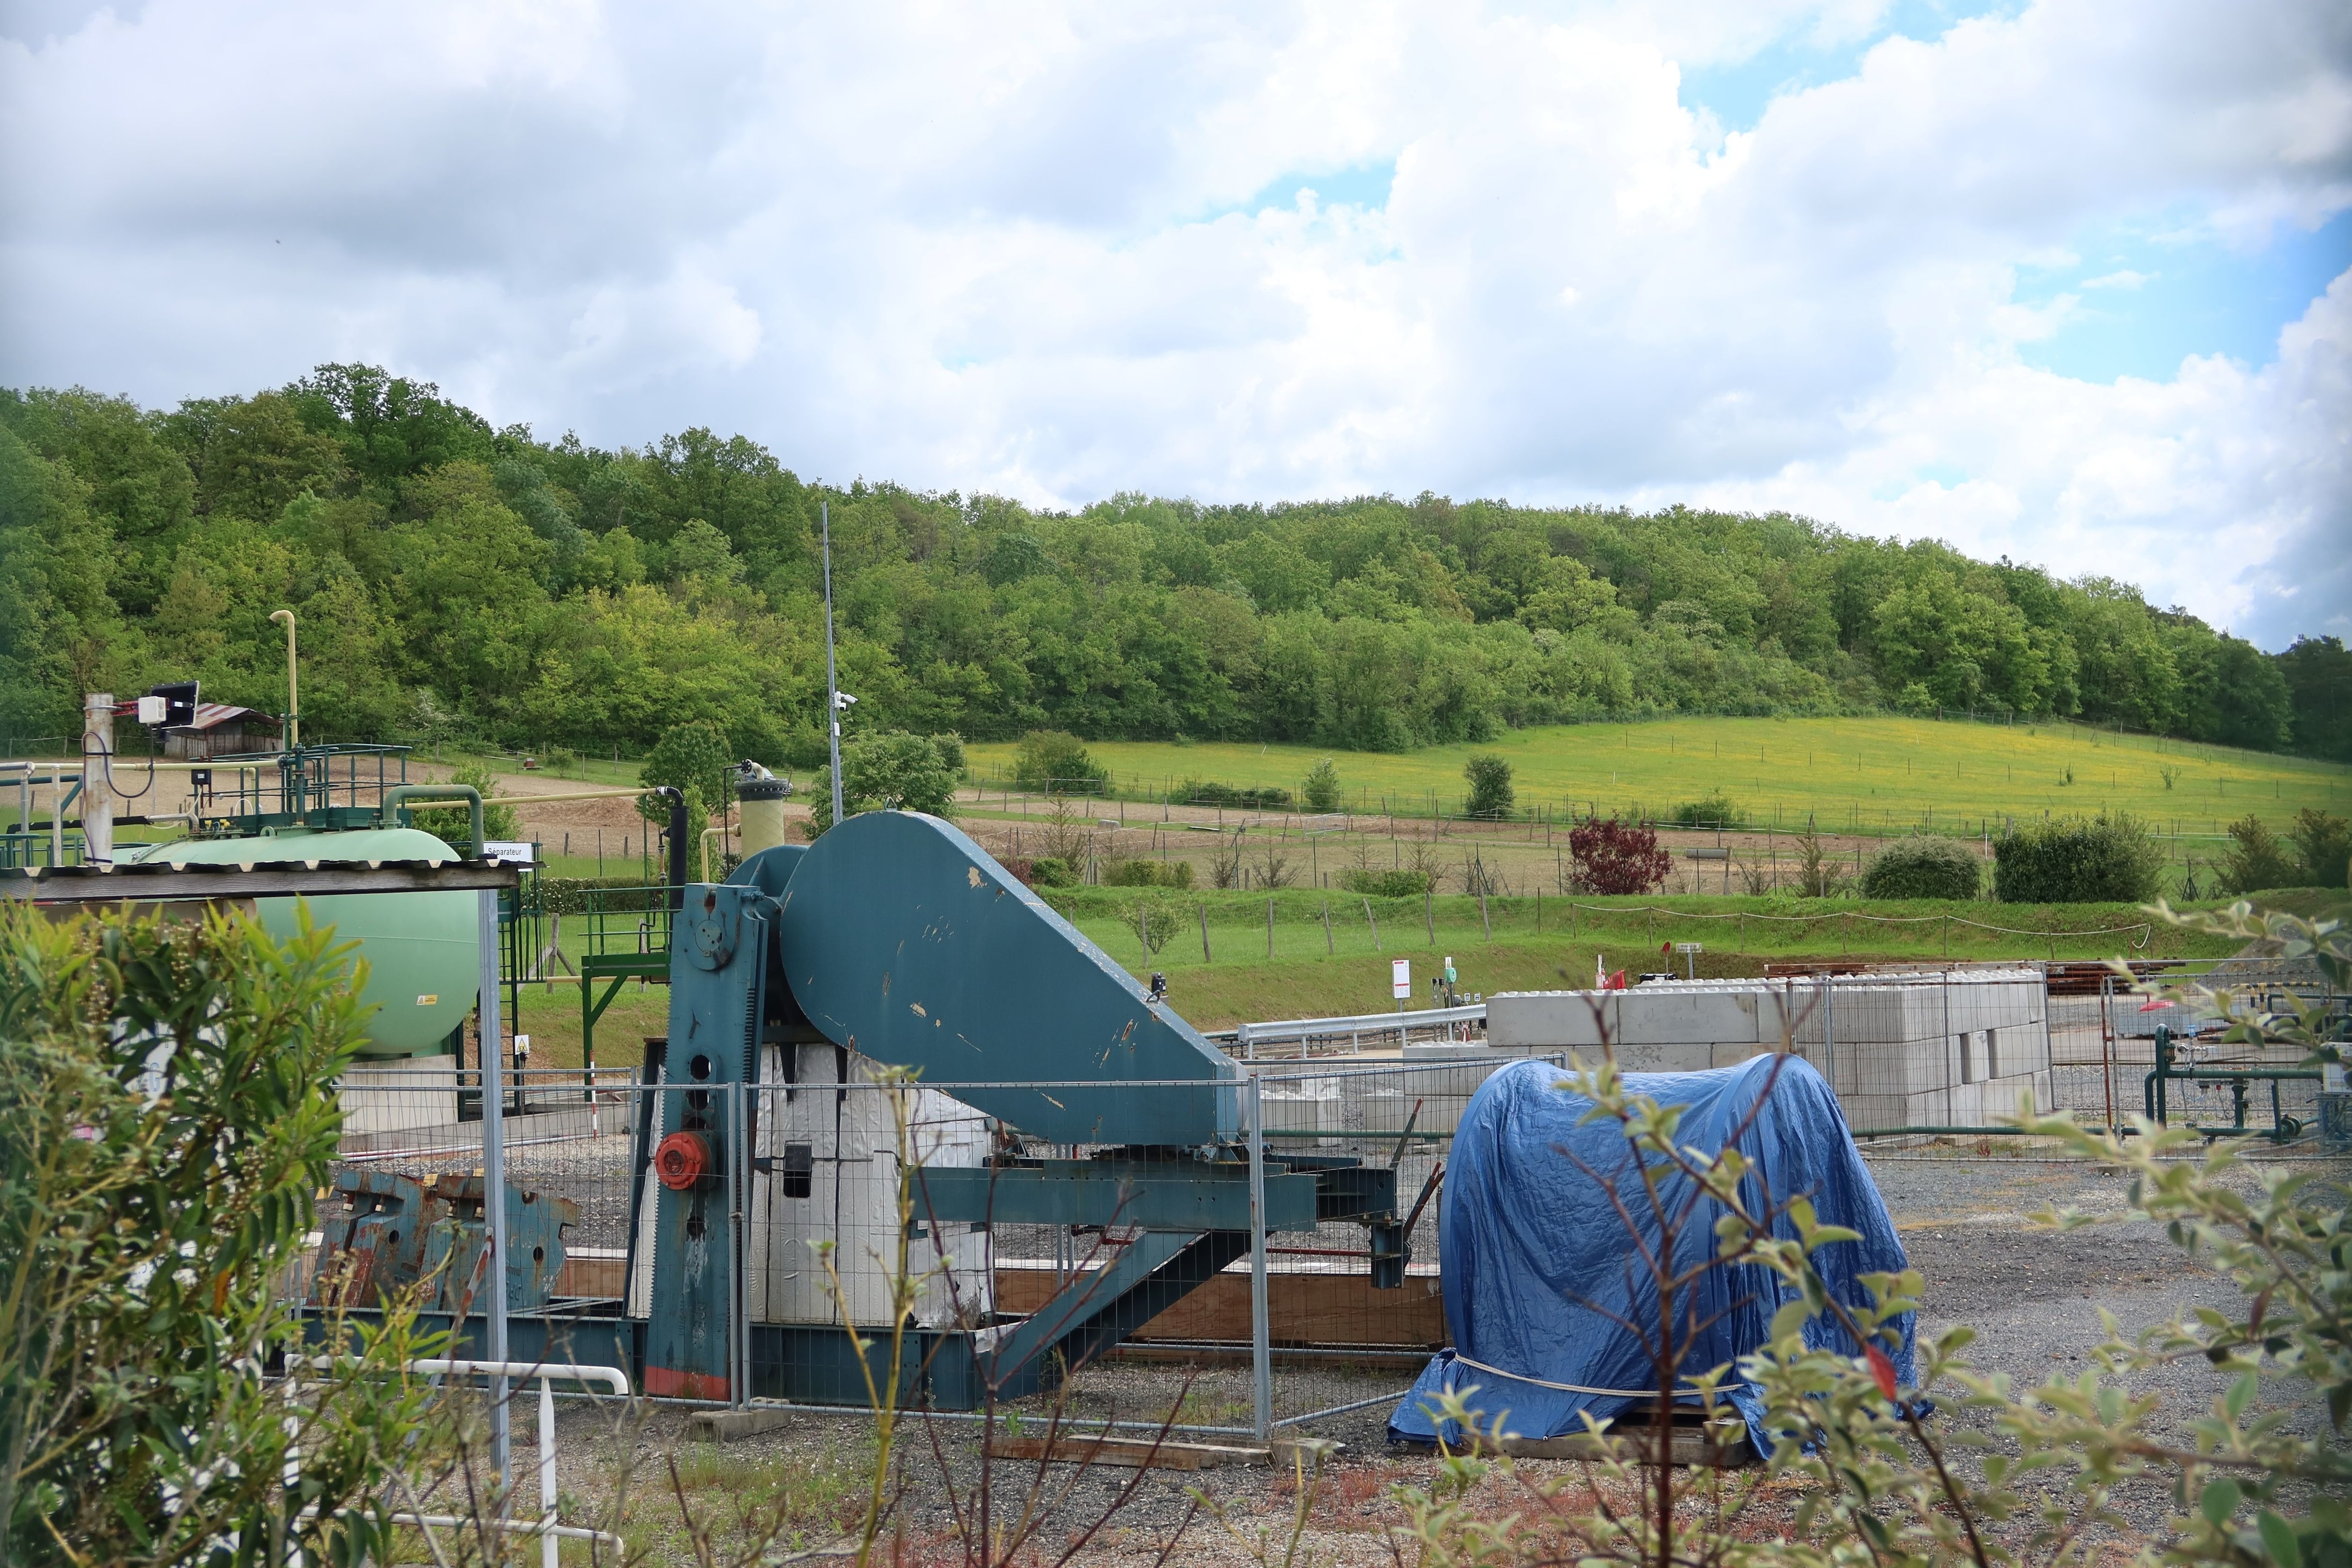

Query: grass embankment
left=510, top=889, right=2247, bottom=1065
left=964, top=716, right=2348, bottom=838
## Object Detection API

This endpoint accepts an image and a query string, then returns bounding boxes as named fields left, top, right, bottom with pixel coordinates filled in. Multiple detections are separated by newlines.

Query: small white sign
left=482, top=840, right=537, bottom=865
left=1391, top=958, right=1412, bottom=1000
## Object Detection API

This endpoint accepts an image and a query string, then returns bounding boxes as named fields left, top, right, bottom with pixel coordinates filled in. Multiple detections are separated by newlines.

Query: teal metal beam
left=914, top=1159, right=1321, bottom=1233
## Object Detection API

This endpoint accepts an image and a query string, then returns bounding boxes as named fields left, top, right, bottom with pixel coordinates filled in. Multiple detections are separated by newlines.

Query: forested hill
left=1, top=365, right=2343, bottom=766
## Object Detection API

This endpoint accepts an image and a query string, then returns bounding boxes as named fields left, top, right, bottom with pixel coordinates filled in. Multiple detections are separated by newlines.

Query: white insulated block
left=1617, top=991, right=1766, bottom=1049
left=337, top=1054, right=460, bottom=1133
left=1488, top=991, right=1615, bottom=1051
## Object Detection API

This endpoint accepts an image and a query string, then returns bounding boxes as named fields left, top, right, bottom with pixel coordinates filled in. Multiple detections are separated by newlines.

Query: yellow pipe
left=268, top=609, right=298, bottom=750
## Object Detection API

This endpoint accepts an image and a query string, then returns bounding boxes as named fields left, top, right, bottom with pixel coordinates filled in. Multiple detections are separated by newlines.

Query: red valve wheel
left=653, top=1130, right=712, bottom=1191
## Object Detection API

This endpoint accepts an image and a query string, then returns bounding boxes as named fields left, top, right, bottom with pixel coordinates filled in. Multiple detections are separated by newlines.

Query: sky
left=1, top=0, right=2346, bottom=650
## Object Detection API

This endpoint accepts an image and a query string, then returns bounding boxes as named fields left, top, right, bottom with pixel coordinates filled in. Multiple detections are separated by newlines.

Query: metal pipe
left=478, top=888, right=510, bottom=1484
left=269, top=608, right=298, bottom=749
left=382, top=784, right=483, bottom=856
left=1246, top=1078, right=1271, bottom=1443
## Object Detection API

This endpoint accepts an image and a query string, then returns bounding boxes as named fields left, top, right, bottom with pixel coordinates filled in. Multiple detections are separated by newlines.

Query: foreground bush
left=1858, top=836, right=1981, bottom=900
left=1384, top=901, right=2347, bottom=1568
left=1, top=905, right=441, bottom=1565
left=1993, top=810, right=2162, bottom=902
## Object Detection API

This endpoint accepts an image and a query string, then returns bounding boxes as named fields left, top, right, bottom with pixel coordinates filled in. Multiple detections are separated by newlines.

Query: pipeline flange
left=654, top=1130, right=713, bottom=1191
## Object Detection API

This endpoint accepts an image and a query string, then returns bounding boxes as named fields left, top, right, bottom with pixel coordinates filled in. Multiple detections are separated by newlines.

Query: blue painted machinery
left=625, top=809, right=1410, bottom=1407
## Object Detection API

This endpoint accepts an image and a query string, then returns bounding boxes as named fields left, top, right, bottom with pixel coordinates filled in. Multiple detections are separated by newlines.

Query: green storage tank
left=123, top=827, right=479, bottom=1058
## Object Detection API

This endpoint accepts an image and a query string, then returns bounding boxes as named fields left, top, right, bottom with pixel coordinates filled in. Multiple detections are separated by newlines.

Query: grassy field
left=509, top=887, right=2257, bottom=1067
left=964, top=716, right=2348, bottom=840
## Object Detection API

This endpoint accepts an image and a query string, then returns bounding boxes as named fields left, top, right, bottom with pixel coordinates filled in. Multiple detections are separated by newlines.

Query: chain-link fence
left=293, top=960, right=2333, bottom=1449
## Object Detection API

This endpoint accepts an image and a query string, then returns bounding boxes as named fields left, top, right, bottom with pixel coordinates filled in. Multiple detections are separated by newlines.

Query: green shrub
left=1463, top=754, right=1515, bottom=819
left=409, top=760, right=520, bottom=846
left=1859, top=836, right=1982, bottom=900
left=1340, top=866, right=1437, bottom=897
left=1, top=905, right=444, bottom=1563
left=1993, top=811, right=2163, bottom=903
left=1668, top=792, right=1738, bottom=828
left=1302, top=759, right=1342, bottom=813
left=2289, top=807, right=2351, bottom=888
left=1028, top=855, right=1077, bottom=887
left=1178, top=778, right=1292, bottom=809
left=1013, top=730, right=1108, bottom=794
left=929, top=731, right=967, bottom=775
left=2218, top=814, right=2301, bottom=894
left=1105, top=859, right=1193, bottom=889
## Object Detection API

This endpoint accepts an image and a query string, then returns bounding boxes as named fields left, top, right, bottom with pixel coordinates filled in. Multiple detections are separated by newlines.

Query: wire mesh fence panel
left=1250, top=1056, right=1556, bottom=1431
left=2044, top=955, right=2335, bottom=1141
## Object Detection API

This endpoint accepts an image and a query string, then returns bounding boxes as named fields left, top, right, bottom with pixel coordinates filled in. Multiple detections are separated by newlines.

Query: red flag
left=1606, top=969, right=1627, bottom=991
left=1865, top=1344, right=1899, bottom=1401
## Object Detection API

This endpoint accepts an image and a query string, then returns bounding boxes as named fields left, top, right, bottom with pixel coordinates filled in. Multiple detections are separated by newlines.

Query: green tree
left=801, top=732, right=960, bottom=836
left=640, top=719, right=735, bottom=852
left=1463, top=753, right=1514, bottom=819
left=1868, top=567, right=2051, bottom=713
left=2276, top=634, right=2352, bottom=761
left=2288, top=807, right=2350, bottom=888
left=2216, top=814, right=2300, bottom=894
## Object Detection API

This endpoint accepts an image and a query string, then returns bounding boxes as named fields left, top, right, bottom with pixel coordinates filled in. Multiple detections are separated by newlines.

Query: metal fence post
left=731, top=1082, right=746, bottom=1409
left=1822, top=973, right=1836, bottom=1097
left=1246, top=1078, right=1272, bottom=1445
left=478, top=888, right=511, bottom=1487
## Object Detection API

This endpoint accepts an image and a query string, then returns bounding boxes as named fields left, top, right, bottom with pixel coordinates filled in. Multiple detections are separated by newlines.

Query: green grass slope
left=967, top=716, right=2349, bottom=838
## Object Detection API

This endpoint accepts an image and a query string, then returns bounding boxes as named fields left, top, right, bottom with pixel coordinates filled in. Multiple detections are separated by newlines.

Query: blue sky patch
left=1679, top=0, right=2022, bottom=133
left=2014, top=209, right=2351, bottom=381
left=1197, top=161, right=1396, bottom=225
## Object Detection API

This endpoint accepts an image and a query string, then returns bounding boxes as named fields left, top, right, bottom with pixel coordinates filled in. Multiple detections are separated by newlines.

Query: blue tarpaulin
left=1389, top=1053, right=1913, bottom=1450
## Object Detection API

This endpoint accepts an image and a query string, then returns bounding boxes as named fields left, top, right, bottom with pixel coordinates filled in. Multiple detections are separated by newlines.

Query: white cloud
left=0, top=0, right=2345, bottom=647
left=2081, top=269, right=2154, bottom=289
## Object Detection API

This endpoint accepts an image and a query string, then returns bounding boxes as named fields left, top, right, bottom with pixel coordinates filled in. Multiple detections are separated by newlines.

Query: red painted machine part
left=653, top=1130, right=712, bottom=1191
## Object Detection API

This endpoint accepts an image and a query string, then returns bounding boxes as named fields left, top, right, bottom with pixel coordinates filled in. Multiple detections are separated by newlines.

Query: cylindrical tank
left=122, top=827, right=479, bottom=1058
left=737, top=777, right=791, bottom=858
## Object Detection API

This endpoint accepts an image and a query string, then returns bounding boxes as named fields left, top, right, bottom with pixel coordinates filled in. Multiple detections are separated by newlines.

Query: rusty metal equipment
left=312, top=1169, right=576, bottom=1314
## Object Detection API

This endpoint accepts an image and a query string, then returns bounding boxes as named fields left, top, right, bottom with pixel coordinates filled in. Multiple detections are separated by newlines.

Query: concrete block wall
left=1487, top=969, right=2054, bottom=1128
left=338, top=1055, right=460, bottom=1134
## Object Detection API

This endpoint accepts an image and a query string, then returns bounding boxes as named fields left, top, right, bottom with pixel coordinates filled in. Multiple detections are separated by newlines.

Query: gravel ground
left=462, top=1148, right=2343, bottom=1565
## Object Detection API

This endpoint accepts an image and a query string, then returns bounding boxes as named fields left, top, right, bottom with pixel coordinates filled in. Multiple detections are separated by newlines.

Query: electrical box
left=149, top=681, right=199, bottom=727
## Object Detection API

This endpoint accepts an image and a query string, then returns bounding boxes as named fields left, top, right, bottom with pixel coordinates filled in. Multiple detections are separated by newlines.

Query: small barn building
left=162, top=704, right=283, bottom=759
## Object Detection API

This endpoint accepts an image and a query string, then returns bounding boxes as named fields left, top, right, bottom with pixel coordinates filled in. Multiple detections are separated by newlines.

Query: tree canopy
left=0, top=368, right=2334, bottom=763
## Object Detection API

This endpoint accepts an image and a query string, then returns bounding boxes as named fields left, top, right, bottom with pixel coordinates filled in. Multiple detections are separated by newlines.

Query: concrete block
left=1489, top=991, right=1614, bottom=1050
left=690, top=1406, right=799, bottom=1443
left=1617, top=991, right=1765, bottom=1049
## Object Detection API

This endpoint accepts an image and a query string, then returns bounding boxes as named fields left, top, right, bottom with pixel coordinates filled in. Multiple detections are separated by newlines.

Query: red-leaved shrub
left=1569, top=817, right=1672, bottom=895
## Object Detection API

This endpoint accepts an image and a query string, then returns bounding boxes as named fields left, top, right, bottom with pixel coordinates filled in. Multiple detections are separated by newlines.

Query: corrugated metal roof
left=177, top=703, right=280, bottom=731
